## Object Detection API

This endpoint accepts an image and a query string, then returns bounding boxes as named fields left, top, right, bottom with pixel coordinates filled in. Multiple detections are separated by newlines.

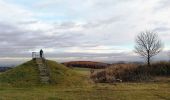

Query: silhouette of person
left=40, top=49, right=43, bottom=58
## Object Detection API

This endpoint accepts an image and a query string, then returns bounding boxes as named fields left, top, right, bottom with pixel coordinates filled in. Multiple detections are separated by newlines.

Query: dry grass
left=1, top=82, right=170, bottom=100
left=90, top=62, right=170, bottom=83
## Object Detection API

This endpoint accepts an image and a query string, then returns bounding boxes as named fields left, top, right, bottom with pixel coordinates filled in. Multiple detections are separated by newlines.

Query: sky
left=0, top=0, right=170, bottom=64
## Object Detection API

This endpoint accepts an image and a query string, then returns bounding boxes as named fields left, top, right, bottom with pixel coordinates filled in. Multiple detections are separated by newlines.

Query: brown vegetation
left=90, top=62, right=170, bottom=83
left=62, top=61, right=110, bottom=69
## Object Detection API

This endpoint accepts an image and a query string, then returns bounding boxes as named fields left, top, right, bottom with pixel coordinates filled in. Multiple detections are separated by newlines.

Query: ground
left=0, top=67, right=170, bottom=100
left=0, top=82, right=170, bottom=100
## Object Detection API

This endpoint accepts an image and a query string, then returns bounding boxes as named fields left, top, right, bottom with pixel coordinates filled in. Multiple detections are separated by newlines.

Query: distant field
left=72, top=67, right=102, bottom=75
left=72, top=67, right=91, bottom=75
left=0, top=82, right=170, bottom=100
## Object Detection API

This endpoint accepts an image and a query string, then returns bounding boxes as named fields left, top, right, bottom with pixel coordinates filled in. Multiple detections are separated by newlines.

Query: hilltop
left=0, top=60, right=88, bottom=87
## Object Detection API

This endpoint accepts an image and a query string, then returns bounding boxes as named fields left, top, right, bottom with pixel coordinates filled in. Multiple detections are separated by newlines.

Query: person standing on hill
left=40, top=49, right=43, bottom=58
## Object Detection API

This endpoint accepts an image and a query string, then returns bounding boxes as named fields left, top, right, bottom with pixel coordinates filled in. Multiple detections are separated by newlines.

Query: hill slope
left=0, top=60, right=88, bottom=87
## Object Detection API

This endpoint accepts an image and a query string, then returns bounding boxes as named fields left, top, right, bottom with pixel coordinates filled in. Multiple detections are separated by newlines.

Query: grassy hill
left=0, top=60, right=88, bottom=87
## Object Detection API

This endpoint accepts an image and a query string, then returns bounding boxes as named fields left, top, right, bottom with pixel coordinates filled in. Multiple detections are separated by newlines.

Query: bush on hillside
left=90, top=62, right=170, bottom=83
left=148, top=62, right=170, bottom=76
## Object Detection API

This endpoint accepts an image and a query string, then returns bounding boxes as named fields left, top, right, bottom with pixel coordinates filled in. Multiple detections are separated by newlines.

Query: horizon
left=0, top=0, right=170, bottom=64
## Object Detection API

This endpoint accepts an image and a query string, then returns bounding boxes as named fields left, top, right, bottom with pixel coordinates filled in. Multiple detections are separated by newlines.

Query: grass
left=0, top=60, right=40, bottom=87
left=0, top=60, right=88, bottom=87
left=72, top=67, right=91, bottom=75
left=72, top=67, right=103, bottom=75
left=46, top=60, right=88, bottom=86
left=0, top=82, right=170, bottom=100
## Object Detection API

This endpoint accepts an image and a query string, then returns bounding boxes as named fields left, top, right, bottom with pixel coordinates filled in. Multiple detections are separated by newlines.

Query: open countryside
left=0, top=0, right=170, bottom=100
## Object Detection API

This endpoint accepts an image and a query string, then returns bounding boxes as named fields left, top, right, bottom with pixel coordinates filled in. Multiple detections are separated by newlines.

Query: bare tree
left=134, top=31, right=163, bottom=66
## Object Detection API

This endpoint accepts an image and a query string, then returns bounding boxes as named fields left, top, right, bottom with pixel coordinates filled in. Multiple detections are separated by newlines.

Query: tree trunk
left=147, top=56, right=150, bottom=67
left=147, top=50, right=150, bottom=67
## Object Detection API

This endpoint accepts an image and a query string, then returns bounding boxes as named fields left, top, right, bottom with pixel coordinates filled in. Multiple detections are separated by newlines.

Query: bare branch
left=134, top=31, right=163, bottom=66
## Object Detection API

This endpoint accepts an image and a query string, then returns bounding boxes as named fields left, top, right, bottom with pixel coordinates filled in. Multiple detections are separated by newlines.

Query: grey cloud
left=50, top=52, right=131, bottom=58
left=156, top=0, right=170, bottom=9
left=0, top=21, right=97, bottom=57
left=18, top=20, right=39, bottom=25
left=55, top=22, right=79, bottom=29
left=153, top=27, right=170, bottom=32
left=47, top=52, right=141, bottom=62
left=0, top=0, right=170, bottom=63
left=83, top=16, right=123, bottom=28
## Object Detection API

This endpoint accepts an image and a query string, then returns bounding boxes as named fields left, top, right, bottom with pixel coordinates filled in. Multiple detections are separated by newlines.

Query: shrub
left=149, top=62, right=170, bottom=76
left=90, top=62, right=170, bottom=83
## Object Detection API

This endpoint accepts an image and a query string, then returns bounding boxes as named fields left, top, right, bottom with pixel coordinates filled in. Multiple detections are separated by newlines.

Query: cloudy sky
left=0, top=0, right=170, bottom=64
